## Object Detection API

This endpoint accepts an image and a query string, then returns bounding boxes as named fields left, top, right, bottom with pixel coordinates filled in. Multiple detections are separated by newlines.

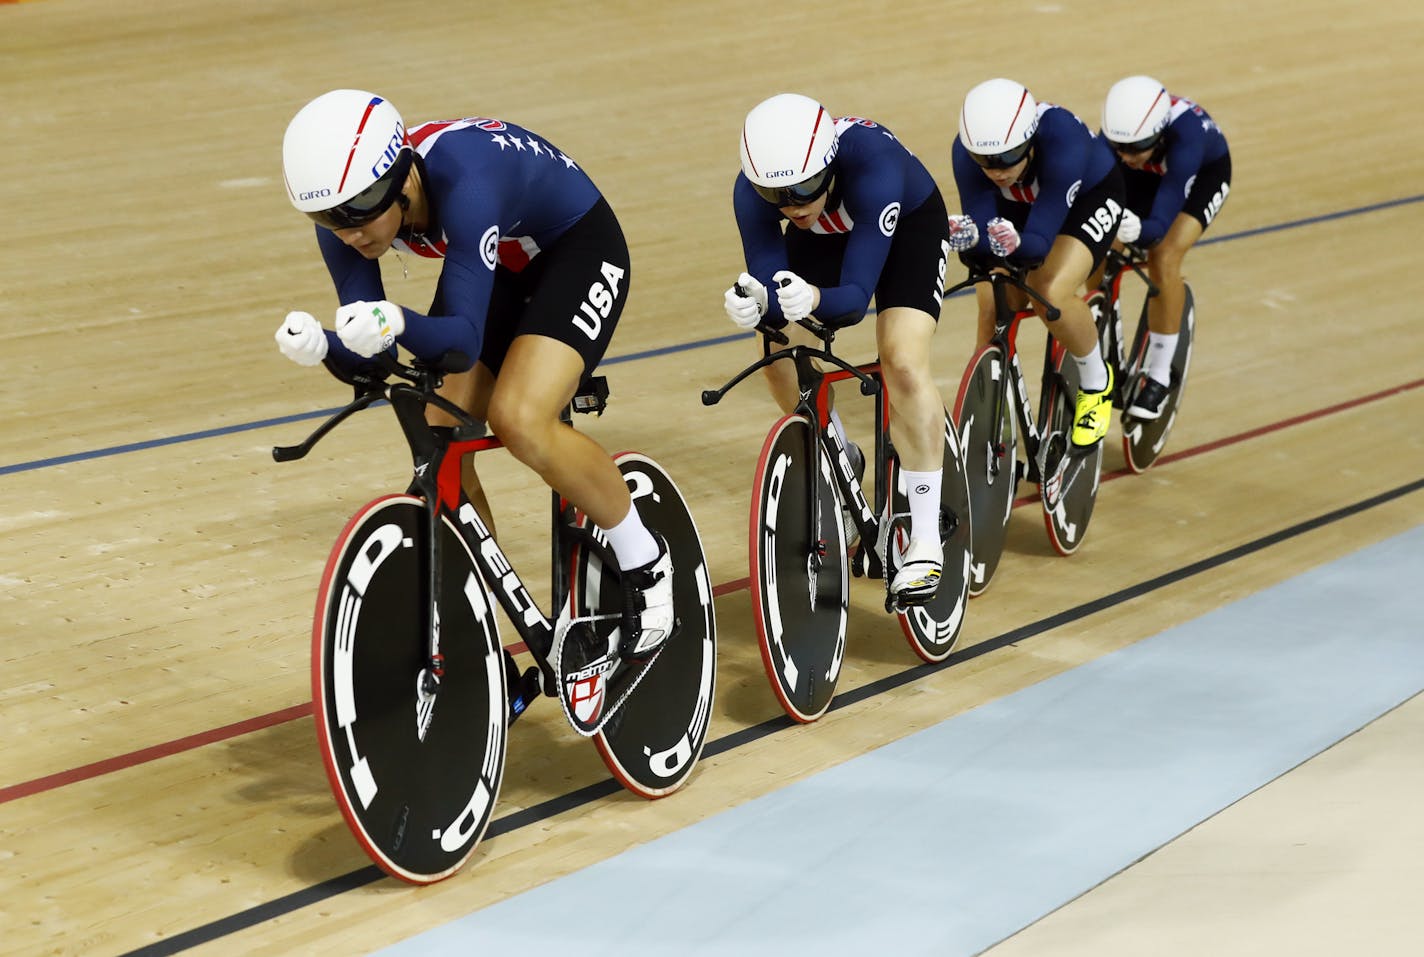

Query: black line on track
left=118, top=474, right=1424, bottom=956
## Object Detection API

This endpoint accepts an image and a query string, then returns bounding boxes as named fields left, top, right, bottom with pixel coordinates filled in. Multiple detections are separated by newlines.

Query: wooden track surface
left=2, top=1, right=1422, bottom=954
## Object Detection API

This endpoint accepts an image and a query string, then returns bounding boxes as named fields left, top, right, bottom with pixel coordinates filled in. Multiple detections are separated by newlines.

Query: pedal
left=572, top=376, right=610, bottom=416
left=503, top=649, right=544, bottom=725
left=864, top=543, right=885, bottom=579
left=851, top=546, right=866, bottom=579
left=891, top=592, right=935, bottom=612
left=507, top=666, right=542, bottom=725
left=936, top=504, right=955, bottom=542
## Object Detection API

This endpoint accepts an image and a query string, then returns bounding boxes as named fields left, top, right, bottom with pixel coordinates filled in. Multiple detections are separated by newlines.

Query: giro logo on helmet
left=371, top=126, right=408, bottom=179
left=299, top=188, right=332, bottom=201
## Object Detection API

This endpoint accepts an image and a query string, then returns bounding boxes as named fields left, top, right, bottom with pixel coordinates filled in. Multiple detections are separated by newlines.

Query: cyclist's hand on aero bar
left=275, top=311, right=329, bottom=367
left=772, top=270, right=816, bottom=323
left=335, top=300, right=405, bottom=358
left=724, top=272, right=768, bottom=329
left=947, top=214, right=980, bottom=253
left=1116, top=209, right=1142, bottom=244
left=986, top=217, right=1021, bottom=258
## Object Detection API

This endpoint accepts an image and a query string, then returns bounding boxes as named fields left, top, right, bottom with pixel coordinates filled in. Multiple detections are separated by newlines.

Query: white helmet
left=283, top=89, right=413, bottom=229
left=1101, top=75, right=1171, bottom=151
left=739, top=93, right=839, bottom=206
left=958, top=78, right=1038, bottom=168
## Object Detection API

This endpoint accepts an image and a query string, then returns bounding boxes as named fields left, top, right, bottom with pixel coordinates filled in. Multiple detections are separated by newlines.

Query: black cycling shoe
left=1127, top=376, right=1170, bottom=420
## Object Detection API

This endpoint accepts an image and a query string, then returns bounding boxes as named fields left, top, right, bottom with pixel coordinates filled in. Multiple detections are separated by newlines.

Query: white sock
left=900, top=468, right=942, bottom=546
left=604, top=507, right=659, bottom=570
left=1073, top=349, right=1109, bottom=393
left=1145, top=332, right=1178, bottom=386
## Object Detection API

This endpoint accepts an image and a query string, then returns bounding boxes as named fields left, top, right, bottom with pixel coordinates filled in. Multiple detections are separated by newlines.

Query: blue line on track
left=5, top=194, right=1421, bottom=478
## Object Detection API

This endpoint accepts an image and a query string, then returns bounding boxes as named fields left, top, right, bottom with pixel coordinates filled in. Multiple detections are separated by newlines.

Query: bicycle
left=1090, top=244, right=1196, bottom=473
left=274, top=354, right=716, bottom=884
left=703, top=315, right=972, bottom=723
left=948, top=265, right=1106, bottom=596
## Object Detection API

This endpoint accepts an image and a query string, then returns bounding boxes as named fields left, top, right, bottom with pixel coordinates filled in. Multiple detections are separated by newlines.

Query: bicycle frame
left=1097, top=246, right=1160, bottom=391
left=275, top=361, right=616, bottom=706
left=948, top=269, right=1068, bottom=486
left=702, top=320, right=886, bottom=571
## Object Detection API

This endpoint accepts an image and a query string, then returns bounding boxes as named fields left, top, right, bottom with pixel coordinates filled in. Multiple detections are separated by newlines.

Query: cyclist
left=947, top=78, right=1125, bottom=447
left=723, top=93, right=954, bottom=604
left=273, top=89, right=672, bottom=660
left=1094, top=75, right=1231, bottom=419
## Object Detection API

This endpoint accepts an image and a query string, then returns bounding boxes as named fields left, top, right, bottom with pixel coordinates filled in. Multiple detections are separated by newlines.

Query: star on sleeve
left=490, top=133, right=511, bottom=150
left=526, top=137, right=542, bottom=156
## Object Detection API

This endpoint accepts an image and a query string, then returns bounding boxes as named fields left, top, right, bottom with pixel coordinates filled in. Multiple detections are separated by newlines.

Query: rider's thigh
left=486, top=335, right=585, bottom=441
left=431, top=361, right=496, bottom=428
left=1029, top=235, right=1095, bottom=313
left=876, top=306, right=937, bottom=383
left=1148, top=214, right=1203, bottom=282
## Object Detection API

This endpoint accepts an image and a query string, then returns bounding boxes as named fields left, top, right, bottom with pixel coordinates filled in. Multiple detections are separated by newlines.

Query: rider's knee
left=1149, top=250, right=1186, bottom=284
left=486, top=396, right=546, bottom=463
left=878, top=345, right=931, bottom=393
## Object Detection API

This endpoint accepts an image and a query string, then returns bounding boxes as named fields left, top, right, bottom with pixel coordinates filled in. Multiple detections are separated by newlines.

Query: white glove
left=334, top=300, right=405, bottom=358
left=723, top=272, right=769, bottom=329
left=1116, top=208, right=1142, bottom=244
left=772, top=270, right=816, bottom=322
left=947, top=214, right=980, bottom=253
left=986, top=217, right=1021, bottom=257
left=275, top=311, right=329, bottom=367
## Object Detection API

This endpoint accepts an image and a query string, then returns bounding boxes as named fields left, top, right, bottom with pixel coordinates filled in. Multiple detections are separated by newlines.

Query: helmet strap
left=1014, top=146, right=1037, bottom=183
left=396, top=153, right=436, bottom=245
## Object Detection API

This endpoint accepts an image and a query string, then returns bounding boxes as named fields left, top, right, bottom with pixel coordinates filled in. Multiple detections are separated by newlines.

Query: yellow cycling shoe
left=1072, top=365, right=1114, bottom=447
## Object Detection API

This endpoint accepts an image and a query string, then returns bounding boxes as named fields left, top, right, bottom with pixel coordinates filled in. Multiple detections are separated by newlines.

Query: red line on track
left=0, top=704, right=312, bottom=805
left=4, top=377, right=1421, bottom=806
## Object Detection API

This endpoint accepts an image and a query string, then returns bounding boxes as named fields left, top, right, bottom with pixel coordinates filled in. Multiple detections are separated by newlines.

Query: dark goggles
left=751, top=166, right=834, bottom=207
left=969, top=138, right=1034, bottom=170
left=306, top=150, right=414, bottom=231
left=1110, top=131, right=1165, bottom=155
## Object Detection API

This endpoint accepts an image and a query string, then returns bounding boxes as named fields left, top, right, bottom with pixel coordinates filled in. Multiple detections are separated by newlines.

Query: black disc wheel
left=952, top=344, right=1018, bottom=596
left=312, top=495, right=506, bottom=884
left=748, top=414, right=848, bottom=723
left=1121, top=283, right=1196, bottom=474
left=1038, top=355, right=1105, bottom=556
left=891, top=412, right=973, bottom=663
left=572, top=453, right=717, bottom=798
